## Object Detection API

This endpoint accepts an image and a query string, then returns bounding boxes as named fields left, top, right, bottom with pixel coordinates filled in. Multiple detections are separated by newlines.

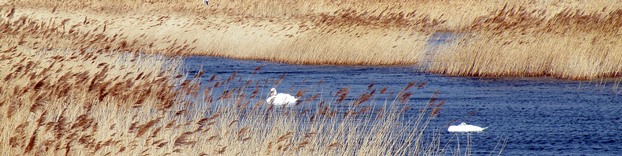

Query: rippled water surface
left=182, top=55, right=621, bottom=155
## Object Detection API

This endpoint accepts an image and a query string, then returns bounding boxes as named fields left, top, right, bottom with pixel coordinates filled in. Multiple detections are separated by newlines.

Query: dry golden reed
left=2, top=1, right=438, bottom=65
left=427, top=6, right=622, bottom=80
left=8, top=0, right=620, bottom=25
left=2, top=0, right=621, bottom=81
left=6, top=0, right=617, bottom=66
left=0, top=34, right=483, bottom=155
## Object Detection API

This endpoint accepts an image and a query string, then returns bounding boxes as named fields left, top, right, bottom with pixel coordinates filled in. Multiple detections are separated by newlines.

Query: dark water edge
left=182, top=55, right=622, bottom=155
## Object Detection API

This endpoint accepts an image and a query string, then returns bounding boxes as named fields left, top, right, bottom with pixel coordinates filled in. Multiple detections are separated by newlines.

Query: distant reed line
left=2, top=2, right=622, bottom=79
left=7, top=0, right=621, bottom=29
left=426, top=6, right=622, bottom=80
left=0, top=5, right=431, bottom=65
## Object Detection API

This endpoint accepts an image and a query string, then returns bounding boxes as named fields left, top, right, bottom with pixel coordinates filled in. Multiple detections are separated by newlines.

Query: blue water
left=182, top=55, right=622, bottom=155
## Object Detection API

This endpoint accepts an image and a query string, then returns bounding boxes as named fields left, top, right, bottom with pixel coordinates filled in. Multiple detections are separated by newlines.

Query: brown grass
left=3, top=1, right=621, bottom=67
left=426, top=7, right=622, bottom=80
left=1, top=2, right=438, bottom=65
left=0, top=9, right=480, bottom=153
left=2, top=1, right=622, bottom=79
left=427, top=31, right=622, bottom=79
left=0, top=45, right=466, bottom=155
left=0, top=48, right=182, bottom=154
left=8, top=0, right=621, bottom=28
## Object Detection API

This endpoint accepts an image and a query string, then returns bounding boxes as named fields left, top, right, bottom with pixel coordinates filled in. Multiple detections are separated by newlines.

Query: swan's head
left=270, top=88, right=277, bottom=96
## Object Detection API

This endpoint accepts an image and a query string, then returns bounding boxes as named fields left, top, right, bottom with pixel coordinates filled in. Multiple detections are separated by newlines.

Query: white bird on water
left=448, top=122, right=487, bottom=133
left=266, top=88, right=298, bottom=107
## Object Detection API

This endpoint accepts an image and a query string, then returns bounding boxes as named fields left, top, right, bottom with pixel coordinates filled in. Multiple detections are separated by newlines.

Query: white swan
left=266, top=88, right=298, bottom=107
left=448, top=122, right=487, bottom=133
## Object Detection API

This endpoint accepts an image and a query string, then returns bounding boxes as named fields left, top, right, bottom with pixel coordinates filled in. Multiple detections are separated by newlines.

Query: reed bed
left=202, top=25, right=432, bottom=65
left=0, top=44, right=469, bottom=155
left=3, top=1, right=621, bottom=78
left=0, top=5, right=436, bottom=65
left=5, top=1, right=621, bottom=67
left=8, top=0, right=620, bottom=28
left=0, top=2, right=497, bottom=154
left=0, top=46, right=183, bottom=154
left=427, top=7, right=622, bottom=80
left=0, top=9, right=473, bottom=153
left=428, top=31, right=622, bottom=79
left=0, top=6, right=195, bottom=56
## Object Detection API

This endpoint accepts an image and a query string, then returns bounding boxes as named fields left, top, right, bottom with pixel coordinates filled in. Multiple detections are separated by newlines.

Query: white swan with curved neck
left=266, top=88, right=298, bottom=107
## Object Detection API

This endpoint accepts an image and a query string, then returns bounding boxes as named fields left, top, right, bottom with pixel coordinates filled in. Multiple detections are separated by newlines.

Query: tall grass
left=8, top=0, right=620, bottom=28
left=1, top=4, right=435, bottom=65
left=3, top=1, right=622, bottom=78
left=428, top=31, right=622, bottom=79
left=0, top=46, right=182, bottom=154
left=0, top=7, right=469, bottom=152
left=426, top=7, right=622, bottom=80
left=0, top=6, right=194, bottom=56
left=203, top=25, right=432, bottom=65
left=5, top=1, right=622, bottom=67
left=0, top=2, right=500, bottom=154
left=0, top=42, right=466, bottom=155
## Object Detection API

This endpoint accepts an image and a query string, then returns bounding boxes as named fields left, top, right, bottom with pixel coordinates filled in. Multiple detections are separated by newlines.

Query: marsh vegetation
left=3, top=1, right=621, bottom=79
left=0, top=9, right=476, bottom=154
left=1, top=1, right=621, bottom=155
left=0, top=42, right=463, bottom=155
